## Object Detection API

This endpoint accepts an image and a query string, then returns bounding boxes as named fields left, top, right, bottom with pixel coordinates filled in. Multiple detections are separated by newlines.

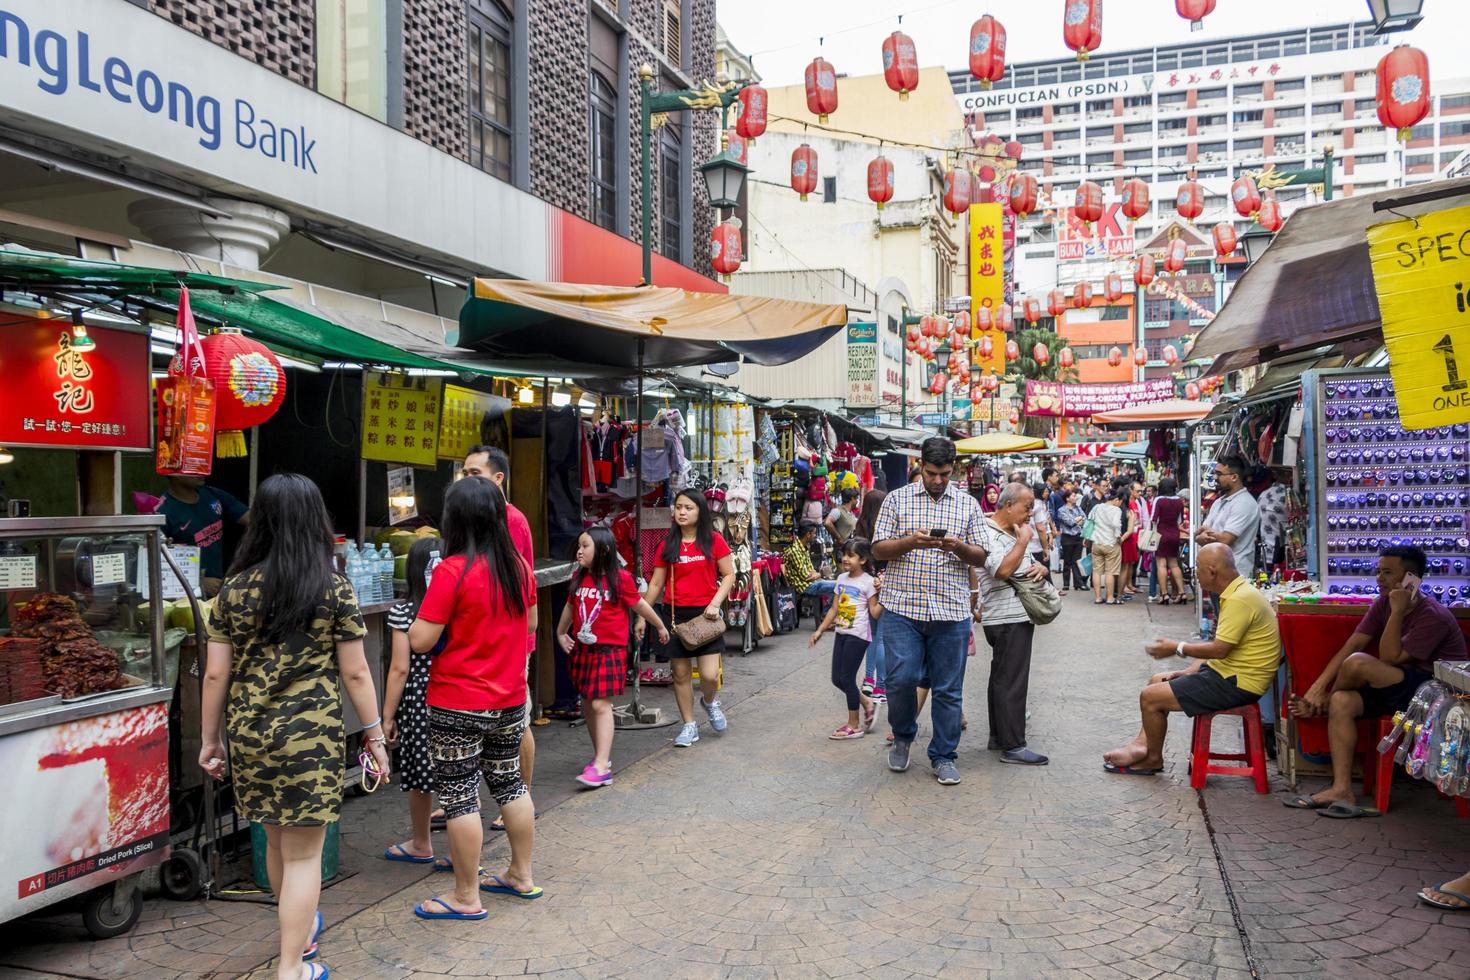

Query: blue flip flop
left=479, top=874, right=543, bottom=900
left=304, top=964, right=329, bottom=980
left=1419, top=884, right=1470, bottom=911
left=384, top=843, right=435, bottom=864
left=303, top=909, right=323, bottom=961
left=413, top=897, right=488, bottom=921
left=433, top=857, right=487, bottom=875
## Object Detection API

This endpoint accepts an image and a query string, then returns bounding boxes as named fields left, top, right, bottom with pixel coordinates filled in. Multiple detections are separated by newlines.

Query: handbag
left=668, top=565, right=725, bottom=651
left=1081, top=513, right=1098, bottom=542
left=987, top=519, right=1062, bottom=625
left=1137, top=528, right=1162, bottom=552
left=1080, top=553, right=1094, bottom=578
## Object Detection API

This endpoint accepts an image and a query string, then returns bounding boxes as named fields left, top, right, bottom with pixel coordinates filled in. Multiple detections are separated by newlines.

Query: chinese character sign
left=1057, top=203, right=1136, bottom=260
left=361, top=372, right=442, bottom=466
left=846, top=322, right=879, bottom=409
left=0, top=316, right=150, bottom=451
left=969, top=202, right=1006, bottom=377
left=438, top=384, right=498, bottom=460
left=1025, top=379, right=1175, bottom=417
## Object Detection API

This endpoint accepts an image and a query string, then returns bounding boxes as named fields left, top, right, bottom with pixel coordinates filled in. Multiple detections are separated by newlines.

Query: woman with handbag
left=643, top=489, right=737, bottom=748
left=1151, top=477, right=1189, bottom=603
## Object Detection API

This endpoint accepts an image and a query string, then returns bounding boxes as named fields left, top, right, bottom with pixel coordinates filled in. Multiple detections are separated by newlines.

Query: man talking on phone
left=872, top=437, right=989, bottom=785
left=1285, top=545, right=1467, bottom=817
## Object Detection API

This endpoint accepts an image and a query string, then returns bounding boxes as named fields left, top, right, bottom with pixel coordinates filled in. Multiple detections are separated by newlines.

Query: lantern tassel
left=216, top=429, right=248, bottom=458
left=899, top=90, right=909, bottom=102
left=1398, top=126, right=1411, bottom=142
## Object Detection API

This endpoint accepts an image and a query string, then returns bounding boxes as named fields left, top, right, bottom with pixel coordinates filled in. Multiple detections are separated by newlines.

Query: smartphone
left=1402, top=573, right=1423, bottom=598
left=929, top=527, right=946, bottom=539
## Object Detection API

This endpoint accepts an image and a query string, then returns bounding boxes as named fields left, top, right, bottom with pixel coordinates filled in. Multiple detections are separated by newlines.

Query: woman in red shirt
left=644, top=490, right=737, bottom=748
left=408, top=477, right=540, bottom=920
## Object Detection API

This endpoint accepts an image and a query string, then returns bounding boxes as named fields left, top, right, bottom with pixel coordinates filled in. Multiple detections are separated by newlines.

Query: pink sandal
left=862, top=705, right=876, bottom=733
left=829, top=725, right=864, bottom=740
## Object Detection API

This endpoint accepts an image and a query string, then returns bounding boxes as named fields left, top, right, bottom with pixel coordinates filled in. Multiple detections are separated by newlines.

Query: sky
left=717, top=0, right=1467, bottom=88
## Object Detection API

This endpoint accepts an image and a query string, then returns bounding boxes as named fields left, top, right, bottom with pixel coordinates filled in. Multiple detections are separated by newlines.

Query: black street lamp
left=1365, top=0, right=1424, bottom=34
left=699, top=148, right=750, bottom=211
left=1239, top=228, right=1274, bottom=265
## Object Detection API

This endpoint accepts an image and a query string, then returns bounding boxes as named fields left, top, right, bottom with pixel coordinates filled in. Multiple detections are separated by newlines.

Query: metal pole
left=639, top=65, right=654, bottom=287
left=1322, top=145, right=1335, bottom=202
left=630, top=338, right=646, bottom=715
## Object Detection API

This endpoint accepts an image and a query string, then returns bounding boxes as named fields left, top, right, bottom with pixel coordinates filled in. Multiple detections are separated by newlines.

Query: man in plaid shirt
left=872, top=437, right=990, bottom=785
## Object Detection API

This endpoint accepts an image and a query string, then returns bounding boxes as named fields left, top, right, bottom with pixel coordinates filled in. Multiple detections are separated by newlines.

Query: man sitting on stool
left=784, top=521, right=836, bottom=602
left=1285, top=544, right=1467, bottom=816
left=1103, top=543, right=1281, bottom=775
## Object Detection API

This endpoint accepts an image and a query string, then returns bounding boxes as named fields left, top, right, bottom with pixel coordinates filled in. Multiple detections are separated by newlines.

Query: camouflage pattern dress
left=206, top=569, right=367, bottom=826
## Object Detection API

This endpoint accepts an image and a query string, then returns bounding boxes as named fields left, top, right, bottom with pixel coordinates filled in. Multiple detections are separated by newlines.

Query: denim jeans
left=804, top=579, right=836, bottom=597
left=881, top=611, right=971, bottom=764
left=864, top=628, right=886, bottom=688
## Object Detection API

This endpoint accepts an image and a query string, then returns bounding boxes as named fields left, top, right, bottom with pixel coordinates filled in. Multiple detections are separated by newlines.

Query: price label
left=92, top=552, right=127, bottom=586
left=0, top=554, right=38, bottom=590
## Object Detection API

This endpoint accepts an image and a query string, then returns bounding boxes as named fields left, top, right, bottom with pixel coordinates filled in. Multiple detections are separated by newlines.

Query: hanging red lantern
left=953, top=310, right=971, bottom=335
left=882, top=31, right=919, bottom=101
left=1009, top=411, right=1021, bottom=426
left=1121, top=177, right=1150, bottom=221
left=735, top=85, right=768, bottom=142
left=1062, top=0, right=1103, bottom=63
left=1006, top=338, right=1021, bottom=360
left=1047, top=289, right=1067, bottom=318
left=1022, top=299, right=1041, bottom=325
left=978, top=335, right=994, bottom=358
left=982, top=372, right=1000, bottom=393
left=1163, top=344, right=1179, bottom=366
left=997, top=303, right=1013, bottom=332
left=1008, top=172, right=1039, bottom=218
left=1212, top=221, right=1237, bottom=257
left=978, top=164, right=997, bottom=185
left=727, top=132, right=749, bottom=168
left=969, top=15, right=1007, bottom=89
left=791, top=143, right=818, bottom=201
left=919, top=314, right=936, bottom=337
left=943, top=168, right=973, bottom=217
left=970, top=387, right=986, bottom=406
left=1135, top=253, right=1157, bottom=286
left=1134, top=346, right=1148, bottom=367
left=905, top=332, right=919, bottom=353
left=1377, top=45, right=1431, bottom=142
left=867, top=155, right=895, bottom=210
left=1072, top=281, right=1093, bottom=309
left=177, top=329, right=287, bottom=458
left=947, top=351, right=962, bottom=374
left=1074, top=180, right=1104, bottom=226
left=1176, top=178, right=1204, bottom=221
left=710, top=218, right=743, bottom=280
left=1102, top=273, right=1123, bottom=303
left=1184, top=382, right=1201, bottom=401
left=930, top=372, right=947, bottom=395
left=1175, top=0, right=1216, bottom=31
left=1004, top=140, right=1023, bottom=161
left=1107, top=346, right=1123, bottom=368
left=974, top=306, right=994, bottom=334
left=1163, top=238, right=1189, bottom=273
left=1230, top=174, right=1262, bottom=218
left=805, top=57, right=838, bottom=123
left=1059, top=346, right=1075, bottom=369
left=1032, top=342, right=1050, bottom=366
left=1257, top=191, right=1283, bottom=233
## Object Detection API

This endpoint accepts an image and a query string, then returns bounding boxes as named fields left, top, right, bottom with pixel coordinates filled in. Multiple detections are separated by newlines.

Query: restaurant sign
left=0, top=316, right=151, bottom=451
left=1025, top=379, right=1175, bottom=418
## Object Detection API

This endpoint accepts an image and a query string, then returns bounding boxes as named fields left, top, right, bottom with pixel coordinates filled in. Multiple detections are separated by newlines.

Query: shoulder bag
left=987, top=519, right=1063, bottom=626
left=668, top=557, right=725, bottom=651
left=1081, top=512, right=1098, bottom=542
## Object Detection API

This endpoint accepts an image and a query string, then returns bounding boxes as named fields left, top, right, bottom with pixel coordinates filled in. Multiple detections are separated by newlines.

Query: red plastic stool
left=1190, top=702, right=1269, bottom=794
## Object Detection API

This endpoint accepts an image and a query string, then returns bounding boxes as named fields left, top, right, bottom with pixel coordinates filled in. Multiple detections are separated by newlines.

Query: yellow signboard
left=1366, top=205, right=1470, bottom=430
left=361, top=372, right=442, bottom=467
left=438, top=384, right=497, bottom=460
left=968, top=201, right=1006, bottom=379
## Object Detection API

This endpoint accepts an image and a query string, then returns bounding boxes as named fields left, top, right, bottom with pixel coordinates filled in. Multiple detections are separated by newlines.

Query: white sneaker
left=673, top=722, right=699, bottom=747
left=702, top=697, right=728, bottom=733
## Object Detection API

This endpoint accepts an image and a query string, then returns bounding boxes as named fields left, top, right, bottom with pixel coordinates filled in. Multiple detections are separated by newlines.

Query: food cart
left=0, top=515, right=174, bottom=937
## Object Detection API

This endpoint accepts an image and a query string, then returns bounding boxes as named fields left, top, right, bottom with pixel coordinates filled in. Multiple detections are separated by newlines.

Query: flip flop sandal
left=829, top=725, right=864, bottom=740
left=413, top=897, right=488, bottom=921
left=1317, top=802, right=1381, bottom=819
left=302, top=964, right=329, bottom=980
left=303, top=909, right=323, bottom=961
left=432, top=857, right=487, bottom=875
left=1282, top=795, right=1330, bottom=809
left=383, top=843, right=435, bottom=864
left=489, top=811, right=542, bottom=832
left=479, top=874, right=544, bottom=900
left=1418, top=884, right=1470, bottom=911
left=1103, top=762, right=1162, bottom=776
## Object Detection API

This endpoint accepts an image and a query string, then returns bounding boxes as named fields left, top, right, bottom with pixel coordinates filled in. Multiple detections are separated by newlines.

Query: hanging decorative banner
left=1024, top=379, right=1176, bottom=417
left=968, top=201, right=1006, bottom=377
left=361, top=372, right=442, bottom=466
left=437, top=384, right=497, bottom=460
left=1366, top=204, right=1470, bottom=430
left=846, top=321, right=880, bottom=408
left=1058, top=203, right=1135, bottom=260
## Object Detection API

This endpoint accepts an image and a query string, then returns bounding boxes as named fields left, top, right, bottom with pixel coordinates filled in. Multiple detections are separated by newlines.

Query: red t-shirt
left=507, top=503, right=536, bottom=654
left=418, top=554, right=537, bottom=711
left=569, top=568, right=641, bottom=646
left=654, top=533, right=731, bottom=608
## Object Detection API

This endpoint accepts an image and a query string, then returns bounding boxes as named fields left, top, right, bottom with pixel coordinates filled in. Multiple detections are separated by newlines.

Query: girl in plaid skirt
left=557, top=527, right=668, bottom=788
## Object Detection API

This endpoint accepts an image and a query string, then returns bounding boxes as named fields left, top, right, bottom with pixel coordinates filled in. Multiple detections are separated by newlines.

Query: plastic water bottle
left=377, top=543, right=394, bottom=602
left=346, top=547, right=364, bottom=601
left=358, top=542, right=379, bottom=602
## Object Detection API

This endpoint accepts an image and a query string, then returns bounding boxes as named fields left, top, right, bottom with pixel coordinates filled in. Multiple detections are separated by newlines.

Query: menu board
left=437, top=384, right=496, bottom=461
left=361, top=373, right=442, bottom=467
left=0, top=555, right=38, bottom=590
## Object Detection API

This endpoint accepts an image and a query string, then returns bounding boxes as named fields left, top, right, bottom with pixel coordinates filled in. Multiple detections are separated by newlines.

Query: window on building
left=1196, top=167, right=1227, bottom=179
left=1053, top=103, right=1080, bottom=117
left=1275, top=77, right=1305, bottom=94
left=1354, top=97, right=1377, bottom=115
left=661, top=0, right=682, bottom=69
left=316, top=0, right=390, bottom=121
left=1051, top=156, right=1080, bottom=168
left=1256, top=40, right=1281, bottom=59
left=1442, top=120, right=1470, bottom=139
left=1143, top=298, right=1173, bottom=323
left=1235, top=83, right=1263, bottom=99
left=1409, top=123, right=1435, bottom=140
left=1442, top=94, right=1470, bottom=111
left=1354, top=153, right=1387, bottom=165
left=1197, top=114, right=1226, bottom=128
left=1205, top=46, right=1228, bottom=66
left=1086, top=98, right=1113, bottom=114
left=1233, top=109, right=1263, bottom=125
left=1159, top=92, right=1188, bottom=108
left=1085, top=152, right=1115, bottom=167
left=1124, top=95, right=1151, bottom=109
left=1275, top=106, right=1305, bottom=120
left=1159, top=117, right=1189, bottom=132
left=1124, top=148, right=1152, bottom=162
left=1018, top=106, right=1045, bottom=123
left=1099, top=305, right=1129, bottom=321
left=1235, top=137, right=1264, bottom=151
left=1157, top=52, right=1178, bottom=70
left=1052, top=180, right=1079, bottom=194
left=589, top=71, right=617, bottom=231
left=1159, top=144, right=1189, bottom=159
left=1406, top=153, right=1436, bottom=168
left=659, top=123, right=683, bottom=262
left=1311, top=73, right=1338, bottom=86
left=1053, top=128, right=1081, bottom=142
left=822, top=176, right=836, bottom=203
left=1198, top=87, right=1226, bottom=102
left=1282, top=38, right=1306, bottom=57
left=1276, top=186, right=1308, bottom=201
left=1198, top=141, right=1227, bottom=156
left=1018, top=132, right=1046, bottom=145
left=467, top=0, right=514, bottom=181
left=1124, top=121, right=1152, bottom=134
left=1180, top=50, right=1203, bottom=69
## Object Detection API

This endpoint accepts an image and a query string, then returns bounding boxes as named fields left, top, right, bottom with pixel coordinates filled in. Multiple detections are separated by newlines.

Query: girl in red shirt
left=644, top=490, right=737, bottom=748
left=556, top=527, right=668, bottom=788
left=408, top=477, right=540, bottom=920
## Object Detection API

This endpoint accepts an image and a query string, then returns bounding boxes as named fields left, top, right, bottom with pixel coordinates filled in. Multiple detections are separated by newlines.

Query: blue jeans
left=804, top=579, right=836, bottom=596
left=881, top=611, right=971, bottom=764
left=864, top=628, right=886, bottom=688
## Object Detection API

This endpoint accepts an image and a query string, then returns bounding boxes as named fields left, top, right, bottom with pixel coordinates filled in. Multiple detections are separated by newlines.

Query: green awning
left=0, top=249, right=280, bottom=296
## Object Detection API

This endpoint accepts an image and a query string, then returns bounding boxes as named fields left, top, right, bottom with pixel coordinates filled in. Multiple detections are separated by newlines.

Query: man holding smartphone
left=872, top=437, right=989, bottom=785
left=1285, top=545, right=1467, bottom=817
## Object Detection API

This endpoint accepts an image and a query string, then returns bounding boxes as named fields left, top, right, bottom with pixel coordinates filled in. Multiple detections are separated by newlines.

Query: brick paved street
left=4, top=596, right=1470, bottom=979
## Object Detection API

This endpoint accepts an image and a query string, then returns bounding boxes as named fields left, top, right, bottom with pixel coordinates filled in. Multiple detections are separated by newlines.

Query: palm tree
left=1005, top=328, right=1079, bottom=438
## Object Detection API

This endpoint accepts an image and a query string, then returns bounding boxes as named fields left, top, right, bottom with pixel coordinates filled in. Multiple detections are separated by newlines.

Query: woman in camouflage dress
left=200, top=474, right=390, bottom=980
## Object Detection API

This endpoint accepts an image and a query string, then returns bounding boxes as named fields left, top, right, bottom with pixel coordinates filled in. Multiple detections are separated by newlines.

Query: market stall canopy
left=0, top=248, right=280, bottom=297
left=1091, top=399, right=1212, bottom=430
left=1102, top=440, right=1150, bottom=459
left=954, top=433, right=1047, bottom=454
left=1189, top=177, right=1470, bottom=367
left=454, top=279, right=847, bottom=370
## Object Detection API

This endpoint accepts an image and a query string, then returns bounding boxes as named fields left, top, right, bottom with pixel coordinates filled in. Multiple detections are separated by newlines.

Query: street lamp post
left=899, top=309, right=923, bottom=429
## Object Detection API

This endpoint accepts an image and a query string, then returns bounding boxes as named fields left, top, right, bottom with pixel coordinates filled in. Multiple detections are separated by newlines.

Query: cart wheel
left=160, top=848, right=204, bottom=902
left=81, top=882, right=142, bottom=939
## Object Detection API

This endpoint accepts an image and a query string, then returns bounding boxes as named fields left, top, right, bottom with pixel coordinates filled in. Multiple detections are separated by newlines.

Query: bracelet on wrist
left=362, top=717, right=382, bottom=731
left=366, top=734, right=387, bottom=744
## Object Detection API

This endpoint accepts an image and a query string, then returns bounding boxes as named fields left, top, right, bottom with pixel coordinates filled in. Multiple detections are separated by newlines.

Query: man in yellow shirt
left=1103, top=543, right=1281, bottom=775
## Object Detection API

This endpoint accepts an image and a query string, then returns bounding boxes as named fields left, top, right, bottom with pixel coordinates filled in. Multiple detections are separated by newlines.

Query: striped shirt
left=977, top=519, right=1034, bottom=626
left=872, top=480, right=984, bottom=622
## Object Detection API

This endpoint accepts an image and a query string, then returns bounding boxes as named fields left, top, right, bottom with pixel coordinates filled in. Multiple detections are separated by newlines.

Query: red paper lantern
left=1230, top=175, right=1262, bottom=218
left=1022, top=299, right=1041, bottom=325
left=710, top=219, right=742, bottom=279
left=1072, top=281, right=1093, bottom=309
left=1074, top=180, right=1104, bottom=226
left=1163, top=345, right=1179, bottom=366
left=1008, top=172, right=1039, bottom=218
left=1004, top=140, right=1023, bottom=161
left=1062, top=0, right=1103, bottom=63
left=1006, top=339, right=1021, bottom=360
left=978, top=335, right=994, bottom=358
left=997, top=303, right=1014, bottom=331
left=971, top=387, right=986, bottom=406
left=1134, top=346, right=1148, bottom=367
left=735, top=86, right=768, bottom=142
left=1058, top=346, right=1075, bottom=369
left=982, top=372, right=1000, bottom=392
left=1107, top=346, right=1123, bottom=368
left=1184, top=382, right=1201, bottom=401
left=1104, top=273, right=1124, bottom=303
left=953, top=311, right=971, bottom=334
left=1047, top=290, right=1067, bottom=318
left=974, top=306, right=994, bottom=334
left=919, top=314, right=935, bottom=338
left=1032, top=342, right=1050, bottom=366
left=1176, top=179, right=1204, bottom=221
left=1377, top=45, right=1431, bottom=142
left=183, top=330, right=286, bottom=457
left=882, top=31, right=919, bottom=101
left=1212, top=222, right=1237, bottom=257
left=1009, top=411, right=1021, bottom=426
left=1121, top=177, right=1150, bottom=221
left=1163, top=238, right=1189, bottom=273
left=791, top=143, right=818, bottom=201
left=943, top=169, right=973, bottom=216
left=969, top=15, right=1007, bottom=88
left=1135, top=253, right=1157, bottom=286
left=805, top=57, right=838, bottom=123
left=1176, top=0, right=1216, bottom=30
left=727, top=132, right=749, bottom=167
left=930, top=372, right=947, bottom=395
left=868, top=155, right=895, bottom=210
left=1257, top=192, right=1283, bottom=233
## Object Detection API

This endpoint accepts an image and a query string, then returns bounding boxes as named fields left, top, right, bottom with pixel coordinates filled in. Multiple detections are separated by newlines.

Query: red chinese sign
left=0, top=317, right=151, bottom=451
left=1025, top=379, right=1176, bottom=417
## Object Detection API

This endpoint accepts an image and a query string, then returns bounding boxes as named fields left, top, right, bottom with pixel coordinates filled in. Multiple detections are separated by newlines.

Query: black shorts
left=1359, top=666, right=1434, bottom=719
left=1169, top=666, right=1261, bottom=718
left=660, top=604, right=726, bottom=659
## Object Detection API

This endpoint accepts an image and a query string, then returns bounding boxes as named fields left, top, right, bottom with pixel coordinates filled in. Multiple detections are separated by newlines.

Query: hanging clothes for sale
left=633, top=416, right=686, bottom=483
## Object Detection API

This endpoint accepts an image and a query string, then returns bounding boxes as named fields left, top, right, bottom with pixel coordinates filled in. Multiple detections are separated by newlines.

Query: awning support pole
left=629, top=339, right=646, bottom=716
